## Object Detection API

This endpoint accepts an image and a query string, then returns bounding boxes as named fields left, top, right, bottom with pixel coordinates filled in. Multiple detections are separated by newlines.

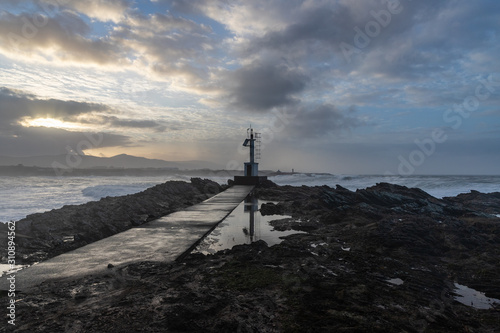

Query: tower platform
left=233, top=175, right=268, bottom=185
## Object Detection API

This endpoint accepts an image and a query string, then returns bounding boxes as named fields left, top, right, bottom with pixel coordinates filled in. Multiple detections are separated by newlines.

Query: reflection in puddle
left=194, top=195, right=305, bottom=255
left=454, top=283, right=500, bottom=309
left=386, top=278, right=404, bottom=286
left=0, top=264, right=29, bottom=277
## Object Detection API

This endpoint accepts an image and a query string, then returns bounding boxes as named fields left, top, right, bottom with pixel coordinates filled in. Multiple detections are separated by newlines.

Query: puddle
left=386, top=278, right=404, bottom=286
left=194, top=195, right=305, bottom=255
left=454, top=283, right=500, bottom=309
left=0, top=264, right=29, bottom=277
left=62, top=235, right=75, bottom=243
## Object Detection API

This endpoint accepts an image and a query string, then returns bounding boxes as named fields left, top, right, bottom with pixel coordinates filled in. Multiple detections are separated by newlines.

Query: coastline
left=0, top=178, right=225, bottom=264
left=1, top=181, right=500, bottom=332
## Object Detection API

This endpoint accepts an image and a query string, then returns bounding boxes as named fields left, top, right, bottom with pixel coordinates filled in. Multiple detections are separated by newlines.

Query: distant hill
left=0, top=154, right=222, bottom=170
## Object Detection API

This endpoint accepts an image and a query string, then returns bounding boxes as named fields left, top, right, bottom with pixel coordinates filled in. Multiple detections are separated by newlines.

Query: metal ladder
left=255, top=132, right=261, bottom=160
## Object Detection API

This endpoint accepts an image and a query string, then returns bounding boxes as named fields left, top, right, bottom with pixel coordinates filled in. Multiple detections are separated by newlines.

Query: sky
left=0, top=0, right=499, bottom=175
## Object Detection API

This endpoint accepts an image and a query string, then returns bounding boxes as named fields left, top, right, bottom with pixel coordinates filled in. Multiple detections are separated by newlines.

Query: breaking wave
left=81, top=183, right=157, bottom=200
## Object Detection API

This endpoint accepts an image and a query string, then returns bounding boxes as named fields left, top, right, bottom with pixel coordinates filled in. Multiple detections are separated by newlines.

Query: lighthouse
left=243, top=127, right=259, bottom=176
left=234, top=126, right=267, bottom=185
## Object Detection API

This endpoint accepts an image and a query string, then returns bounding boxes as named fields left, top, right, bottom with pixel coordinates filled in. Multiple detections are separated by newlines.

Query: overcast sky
left=0, top=0, right=499, bottom=174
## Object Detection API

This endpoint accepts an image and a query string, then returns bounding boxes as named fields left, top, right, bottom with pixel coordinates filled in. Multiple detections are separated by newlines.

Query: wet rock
left=444, top=190, right=500, bottom=214
left=4, top=183, right=500, bottom=332
left=260, top=202, right=284, bottom=215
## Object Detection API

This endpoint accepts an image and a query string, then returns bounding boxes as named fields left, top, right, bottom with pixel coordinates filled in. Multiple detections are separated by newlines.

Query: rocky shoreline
left=2, top=181, right=500, bottom=332
left=0, top=178, right=224, bottom=264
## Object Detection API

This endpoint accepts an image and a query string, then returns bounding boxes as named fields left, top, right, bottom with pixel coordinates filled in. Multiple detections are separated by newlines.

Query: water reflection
left=244, top=194, right=258, bottom=241
left=454, top=283, right=500, bottom=309
left=194, top=194, right=304, bottom=255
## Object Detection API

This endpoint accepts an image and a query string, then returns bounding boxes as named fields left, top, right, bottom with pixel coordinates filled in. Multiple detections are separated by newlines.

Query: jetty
left=1, top=185, right=254, bottom=290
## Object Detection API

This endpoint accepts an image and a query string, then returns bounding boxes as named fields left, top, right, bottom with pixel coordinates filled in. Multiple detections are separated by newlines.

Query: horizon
left=0, top=1, right=499, bottom=175
left=2, top=152, right=500, bottom=177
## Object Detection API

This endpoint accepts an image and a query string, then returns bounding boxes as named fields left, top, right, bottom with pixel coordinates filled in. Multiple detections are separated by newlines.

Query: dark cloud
left=241, top=4, right=353, bottom=56
left=0, top=11, right=124, bottom=65
left=226, top=62, right=309, bottom=112
left=0, top=87, right=171, bottom=133
left=0, top=88, right=133, bottom=156
left=0, top=87, right=109, bottom=128
left=0, top=126, right=131, bottom=156
left=76, top=114, right=165, bottom=129
left=105, top=116, right=166, bottom=131
left=234, top=0, right=499, bottom=80
left=286, top=104, right=365, bottom=138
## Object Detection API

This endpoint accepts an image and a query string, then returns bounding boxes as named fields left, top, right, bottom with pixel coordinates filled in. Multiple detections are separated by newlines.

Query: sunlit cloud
left=19, top=117, right=87, bottom=130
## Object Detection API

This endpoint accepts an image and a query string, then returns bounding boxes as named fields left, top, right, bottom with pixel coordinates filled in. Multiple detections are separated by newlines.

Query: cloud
left=0, top=4, right=213, bottom=75
left=223, top=0, right=499, bottom=81
left=0, top=0, right=499, bottom=173
left=238, top=3, right=354, bottom=57
left=0, top=11, right=125, bottom=65
left=0, top=87, right=169, bottom=134
left=124, top=12, right=211, bottom=34
left=224, top=62, right=309, bottom=112
left=33, top=0, right=131, bottom=23
left=0, top=126, right=131, bottom=156
left=168, top=0, right=294, bottom=36
left=285, top=103, right=365, bottom=138
left=65, top=0, right=130, bottom=23
left=0, top=87, right=109, bottom=128
left=82, top=115, right=167, bottom=131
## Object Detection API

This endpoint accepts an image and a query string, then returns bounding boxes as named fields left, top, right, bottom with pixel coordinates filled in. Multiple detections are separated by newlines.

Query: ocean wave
left=81, top=184, right=155, bottom=200
left=268, top=174, right=500, bottom=198
left=2, top=174, right=499, bottom=223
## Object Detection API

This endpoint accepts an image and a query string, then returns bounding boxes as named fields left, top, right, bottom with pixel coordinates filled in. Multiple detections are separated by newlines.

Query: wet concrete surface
left=1, top=185, right=254, bottom=290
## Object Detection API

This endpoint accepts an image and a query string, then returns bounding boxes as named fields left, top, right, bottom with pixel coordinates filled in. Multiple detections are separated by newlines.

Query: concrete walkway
left=1, top=185, right=254, bottom=290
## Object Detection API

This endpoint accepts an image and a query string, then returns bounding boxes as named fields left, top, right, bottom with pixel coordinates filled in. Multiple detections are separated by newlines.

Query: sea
left=1, top=174, right=499, bottom=223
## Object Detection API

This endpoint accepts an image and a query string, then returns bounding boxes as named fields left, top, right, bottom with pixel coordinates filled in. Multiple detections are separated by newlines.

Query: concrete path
left=1, top=185, right=254, bottom=290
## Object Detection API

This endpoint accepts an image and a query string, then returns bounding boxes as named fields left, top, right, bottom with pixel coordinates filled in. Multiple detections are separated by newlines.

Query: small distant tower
left=233, top=126, right=267, bottom=186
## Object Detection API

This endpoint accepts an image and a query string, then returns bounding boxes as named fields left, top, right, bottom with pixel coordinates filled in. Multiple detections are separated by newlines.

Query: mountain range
left=0, top=154, right=222, bottom=170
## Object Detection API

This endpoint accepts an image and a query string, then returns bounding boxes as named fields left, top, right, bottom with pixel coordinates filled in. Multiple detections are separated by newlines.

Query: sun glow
left=20, top=117, right=85, bottom=130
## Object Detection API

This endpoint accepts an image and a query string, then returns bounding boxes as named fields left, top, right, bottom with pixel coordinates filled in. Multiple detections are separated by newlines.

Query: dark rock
left=260, top=202, right=284, bottom=215
left=190, top=177, right=223, bottom=194
left=444, top=190, right=500, bottom=214
left=257, top=179, right=278, bottom=188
